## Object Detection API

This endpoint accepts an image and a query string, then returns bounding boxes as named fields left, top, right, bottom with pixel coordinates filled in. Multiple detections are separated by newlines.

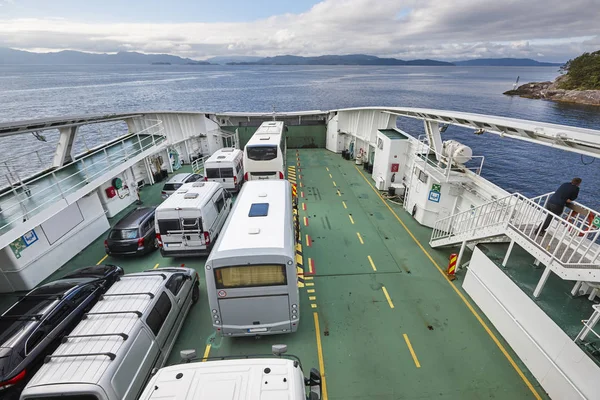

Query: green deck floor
left=0, top=149, right=549, bottom=399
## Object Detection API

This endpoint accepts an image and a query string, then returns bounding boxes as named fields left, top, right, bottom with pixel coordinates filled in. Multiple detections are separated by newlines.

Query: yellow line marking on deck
left=403, top=334, right=421, bottom=368
left=342, top=201, right=347, bottom=209
left=382, top=286, right=394, bottom=309
left=356, top=232, right=364, bottom=244
left=329, top=173, right=332, bottom=178
left=305, top=276, right=314, bottom=280
left=153, top=263, right=160, bottom=269
left=355, top=166, right=542, bottom=400
left=202, top=344, right=211, bottom=362
left=309, top=296, right=316, bottom=301
left=326, top=167, right=329, bottom=171
left=333, top=181, right=337, bottom=187
left=336, top=189, right=341, bottom=196
left=306, top=282, right=315, bottom=287
left=306, top=234, right=311, bottom=246
left=96, top=255, right=108, bottom=265
left=304, top=216, right=309, bottom=226
left=313, top=313, right=329, bottom=400
left=349, top=214, right=355, bottom=224
left=307, top=289, right=315, bottom=293
left=311, top=304, right=317, bottom=308
left=368, top=255, right=377, bottom=271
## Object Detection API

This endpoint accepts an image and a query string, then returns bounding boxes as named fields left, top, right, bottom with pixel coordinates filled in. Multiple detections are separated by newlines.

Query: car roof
left=61, top=265, right=118, bottom=280
left=30, top=279, right=91, bottom=297
left=113, top=207, right=156, bottom=229
left=165, top=173, right=193, bottom=184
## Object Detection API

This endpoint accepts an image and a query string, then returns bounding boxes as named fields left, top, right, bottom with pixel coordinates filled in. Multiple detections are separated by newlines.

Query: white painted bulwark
left=0, top=193, right=109, bottom=292
left=97, top=170, right=136, bottom=218
left=464, top=247, right=600, bottom=399
left=325, top=112, right=341, bottom=153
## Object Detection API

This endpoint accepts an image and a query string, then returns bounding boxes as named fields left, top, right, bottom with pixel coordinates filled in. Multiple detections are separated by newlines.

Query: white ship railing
left=415, top=136, right=485, bottom=181
left=576, top=304, right=600, bottom=346
left=431, top=192, right=600, bottom=268
left=0, top=120, right=165, bottom=235
left=191, top=155, right=208, bottom=176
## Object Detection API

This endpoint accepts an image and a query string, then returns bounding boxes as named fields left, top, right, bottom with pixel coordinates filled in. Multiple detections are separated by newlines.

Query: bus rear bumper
left=217, top=321, right=298, bottom=336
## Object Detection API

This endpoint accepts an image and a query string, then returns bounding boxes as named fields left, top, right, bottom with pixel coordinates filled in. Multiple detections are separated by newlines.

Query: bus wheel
left=192, top=284, right=200, bottom=304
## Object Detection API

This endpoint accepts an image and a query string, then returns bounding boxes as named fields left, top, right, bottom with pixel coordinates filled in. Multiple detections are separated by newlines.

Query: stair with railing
left=431, top=192, right=600, bottom=282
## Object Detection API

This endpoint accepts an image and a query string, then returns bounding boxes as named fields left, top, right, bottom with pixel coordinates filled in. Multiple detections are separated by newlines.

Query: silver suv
left=161, top=173, right=202, bottom=199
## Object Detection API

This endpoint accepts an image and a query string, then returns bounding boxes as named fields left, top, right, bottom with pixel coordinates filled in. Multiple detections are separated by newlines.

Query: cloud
left=0, top=0, right=598, bottom=61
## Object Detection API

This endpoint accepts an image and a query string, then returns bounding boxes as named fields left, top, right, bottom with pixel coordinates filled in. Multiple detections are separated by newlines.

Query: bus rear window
left=247, top=145, right=277, bottom=161
left=158, top=219, right=181, bottom=233
left=215, top=265, right=287, bottom=289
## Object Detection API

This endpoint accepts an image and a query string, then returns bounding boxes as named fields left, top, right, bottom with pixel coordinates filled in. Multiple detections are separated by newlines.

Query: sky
left=0, top=0, right=598, bottom=62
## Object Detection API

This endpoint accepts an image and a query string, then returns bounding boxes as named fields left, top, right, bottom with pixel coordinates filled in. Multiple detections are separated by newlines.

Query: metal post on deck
left=51, top=171, right=65, bottom=200
left=456, top=240, right=467, bottom=271
left=533, top=266, right=552, bottom=298
left=575, top=305, right=600, bottom=342
left=502, top=239, right=515, bottom=268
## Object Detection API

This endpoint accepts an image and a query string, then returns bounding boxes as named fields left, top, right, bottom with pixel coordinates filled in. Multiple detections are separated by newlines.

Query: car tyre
left=192, top=284, right=200, bottom=304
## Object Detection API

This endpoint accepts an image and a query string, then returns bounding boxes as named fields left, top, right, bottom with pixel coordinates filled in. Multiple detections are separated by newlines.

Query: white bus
left=205, top=180, right=299, bottom=336
left=243, top=121, right=287, bottom=181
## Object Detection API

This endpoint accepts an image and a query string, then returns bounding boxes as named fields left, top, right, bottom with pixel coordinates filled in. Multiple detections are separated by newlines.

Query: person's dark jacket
left=548, top=182, right=579, bottom=207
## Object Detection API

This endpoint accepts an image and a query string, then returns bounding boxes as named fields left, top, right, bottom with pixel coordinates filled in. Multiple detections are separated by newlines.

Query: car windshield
left=109, top=229, right=138, bottom=240
left=163, top=183, right=183, bottom=192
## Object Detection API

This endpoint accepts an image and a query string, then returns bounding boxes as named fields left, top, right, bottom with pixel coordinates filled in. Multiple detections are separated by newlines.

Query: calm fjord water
left=0, top=64, right=598, bottom=208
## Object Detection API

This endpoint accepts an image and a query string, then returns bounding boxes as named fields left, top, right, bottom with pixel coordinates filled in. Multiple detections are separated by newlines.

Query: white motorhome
left=20, top=268, right=200, bottom=400
left=243, top=121, right=287, bottom=181
left=205, top=180, right=299, bottom=336
left=137, top=345, right=322, bottom=400
left=155, top=181, right=232, bottom=257
left=204, top=148, right=244, bottom=191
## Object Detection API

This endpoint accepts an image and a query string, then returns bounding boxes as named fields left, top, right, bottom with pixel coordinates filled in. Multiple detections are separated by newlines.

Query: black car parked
left=0, top=264, right=123, bottom=399
left=104, top=206, right=157, bottom=256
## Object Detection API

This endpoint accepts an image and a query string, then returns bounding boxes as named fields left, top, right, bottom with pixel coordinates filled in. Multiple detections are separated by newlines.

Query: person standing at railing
left=537, top=178, right=582, bottom=236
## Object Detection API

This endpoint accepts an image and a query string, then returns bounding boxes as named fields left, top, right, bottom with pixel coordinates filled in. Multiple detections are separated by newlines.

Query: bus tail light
left=156, top=233, right=163, bottom=248
left=279, top=171, right=284, bottom=179
left=204, top=232, right=211, bottom=246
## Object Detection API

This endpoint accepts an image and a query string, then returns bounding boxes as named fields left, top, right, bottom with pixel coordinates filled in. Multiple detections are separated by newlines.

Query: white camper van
left=137, top=345, right=322, bottom=400
left=155, top=181, right=232, bottom=257
left=20, top=268, right=200, bottom=400
left=204, top=148, right=244, bottom=191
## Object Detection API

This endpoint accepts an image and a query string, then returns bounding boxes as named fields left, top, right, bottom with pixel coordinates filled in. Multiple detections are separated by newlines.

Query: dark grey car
left=104, top=207, right=157, bottom=256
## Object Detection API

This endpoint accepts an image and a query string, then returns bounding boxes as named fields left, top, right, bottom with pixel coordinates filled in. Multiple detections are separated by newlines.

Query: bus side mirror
left=308, top=368, right=321, bottom=400
left=180, top=349, right=197, bottom=363
left=272, top=344, right=288, bottom=356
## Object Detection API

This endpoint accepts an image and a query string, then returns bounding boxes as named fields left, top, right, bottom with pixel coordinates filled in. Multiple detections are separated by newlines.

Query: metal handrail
left=191, top=155, right=208, bottom=175
left=0, top=120, right=165, bottom=235
left=431, top=192, right=600, bottom=266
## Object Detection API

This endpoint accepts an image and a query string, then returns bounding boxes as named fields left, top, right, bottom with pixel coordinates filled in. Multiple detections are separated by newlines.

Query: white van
left=155, top=181, right=232, bottom=257
left=20, top=268, right=200, bottom=400
left=204, top=148, right=244, bottom=191
left=137, top=345, right=322, bottom=400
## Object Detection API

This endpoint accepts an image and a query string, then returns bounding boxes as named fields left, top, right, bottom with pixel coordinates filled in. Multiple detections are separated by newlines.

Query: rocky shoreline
left=504, top=76, right=600, bottom=106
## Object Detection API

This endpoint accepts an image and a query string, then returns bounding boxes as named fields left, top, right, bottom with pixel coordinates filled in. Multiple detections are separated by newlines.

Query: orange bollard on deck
left=447, top=253, right=457, bottom=281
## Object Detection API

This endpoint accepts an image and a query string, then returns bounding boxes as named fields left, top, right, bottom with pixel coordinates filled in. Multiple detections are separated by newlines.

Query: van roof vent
left=184, top=192, right=200, bottom=199
left=259, top=136, right=270, bottom=140
left=176, top=189, right=189, bottom=194
left=217, top=156, right=226, bottom=159
left=221, top=148, right=234, bottom=152
left=258, top=193, right=267, bottom=198
left=192, top=182, right=205, bottom=187
left=248, top=227, right=260, bottom=235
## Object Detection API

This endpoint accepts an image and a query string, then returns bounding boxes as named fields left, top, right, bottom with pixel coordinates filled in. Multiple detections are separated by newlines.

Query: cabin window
left=247, top=145, right=277, bottom=161
left=158, top=219, right=181, bottom=233
left=249, top=203, right=269, bottom=217
left=418, top=170, right=428, bottom=184
left=146, top=292, right=172, bottom=336
left=215, top=265, right=287, bottom=289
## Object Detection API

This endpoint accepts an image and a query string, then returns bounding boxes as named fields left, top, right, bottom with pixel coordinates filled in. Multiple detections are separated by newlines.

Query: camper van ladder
left=100, top=292, right=155, bottom=300
left=62, top=332, right=129, bottom=343
left=45, top=352, right=117, bottom=363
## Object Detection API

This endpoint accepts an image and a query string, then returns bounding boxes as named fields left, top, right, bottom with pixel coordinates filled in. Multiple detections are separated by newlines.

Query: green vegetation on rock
left=558, top=50, right=600, bottom=90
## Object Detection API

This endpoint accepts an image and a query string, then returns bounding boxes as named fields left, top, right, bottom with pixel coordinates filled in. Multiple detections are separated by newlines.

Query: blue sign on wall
left=428, top=190, right=441, bottom=203
left=22, top=230, right=39, bottom=247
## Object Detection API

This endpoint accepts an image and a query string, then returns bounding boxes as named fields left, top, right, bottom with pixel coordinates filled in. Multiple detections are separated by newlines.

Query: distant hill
left=226, top=54, right=453, bottom=66
left=454, top=58, right=563, bottom=67
left=0, top=48, right=210, bottom=65
left=207, top=56, right=263, bottom=64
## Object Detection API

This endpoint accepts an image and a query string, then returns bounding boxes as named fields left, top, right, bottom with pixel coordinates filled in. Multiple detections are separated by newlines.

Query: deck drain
left=427, top=325, right=434, bottom=331
left=324, top=330, right=330, bottom=336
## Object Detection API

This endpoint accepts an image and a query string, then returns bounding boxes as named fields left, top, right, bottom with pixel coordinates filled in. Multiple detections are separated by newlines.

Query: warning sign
left=218, top=290, right=227, bottom=298
left=428, top=190, right=441, bottom=203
